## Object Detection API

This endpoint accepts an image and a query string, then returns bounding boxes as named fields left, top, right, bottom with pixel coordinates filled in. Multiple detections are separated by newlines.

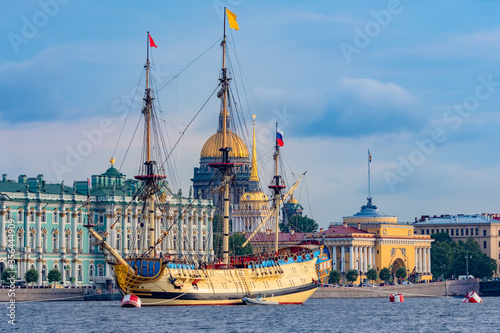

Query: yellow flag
left=226, top=9, right=239, bottom=30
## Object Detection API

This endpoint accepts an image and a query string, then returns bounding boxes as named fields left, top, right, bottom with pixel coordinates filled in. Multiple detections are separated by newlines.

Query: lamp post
left=465, top=252, right=472, bottom=278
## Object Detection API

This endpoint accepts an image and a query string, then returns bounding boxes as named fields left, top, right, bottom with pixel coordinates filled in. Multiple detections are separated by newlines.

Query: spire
left=249, top=115, right=259, bottom=182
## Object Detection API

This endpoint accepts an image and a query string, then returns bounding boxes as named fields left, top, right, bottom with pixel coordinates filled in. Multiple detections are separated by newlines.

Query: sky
left=2, top=0, right=500, bottom=228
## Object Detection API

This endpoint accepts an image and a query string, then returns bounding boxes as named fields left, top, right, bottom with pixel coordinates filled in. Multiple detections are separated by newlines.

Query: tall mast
left=221, top=9, right=230, bottom=266
left=368, top=149, right=371, bottom=200
left=268, top=122, right=286, bottom=254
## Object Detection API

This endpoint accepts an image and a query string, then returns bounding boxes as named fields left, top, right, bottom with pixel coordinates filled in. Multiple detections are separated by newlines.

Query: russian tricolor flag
left=276, top=130, right=284, bottom=147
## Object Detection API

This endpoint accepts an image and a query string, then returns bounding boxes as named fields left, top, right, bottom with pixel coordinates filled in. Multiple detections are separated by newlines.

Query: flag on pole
left=276, top=130, right=284, bottom=147
left=368, top=150, right=372, bottom=163
left=226, top=8, right=239, bottom=30
left=149, top=34, right=157, bottom=48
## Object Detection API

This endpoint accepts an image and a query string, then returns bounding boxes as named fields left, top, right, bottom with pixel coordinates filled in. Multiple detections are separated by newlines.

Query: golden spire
left=249, top=115, right=259, bottom=182
left=109, top=157, right=115, bottom=167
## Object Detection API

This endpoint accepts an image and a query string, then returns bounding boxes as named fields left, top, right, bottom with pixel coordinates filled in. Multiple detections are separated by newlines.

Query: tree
left=48, top=269, right=61, bottom=283
left=1, top=268, right=16, bottom=284
left=431, top=238, right=454, bottom=280
left=280, top=215, right=318, bottom=233
left=328, top=270, right=341, bottom=284
left=366, top=268, right=377, bottom=283
left=396, top=267, right=407, bottom=282
left=229, top=233, right=253, bottom=256
left=346, top=269, right=358, bottom=284
left=25, top=269, right=39, bottom=286
left=379, top=267, right=391, bottom=283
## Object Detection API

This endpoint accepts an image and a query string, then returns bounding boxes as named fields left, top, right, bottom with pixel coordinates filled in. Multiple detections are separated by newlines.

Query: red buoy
left=389, top=294, right=404, bottom=302
left=121, top=294, right=142, bottom=308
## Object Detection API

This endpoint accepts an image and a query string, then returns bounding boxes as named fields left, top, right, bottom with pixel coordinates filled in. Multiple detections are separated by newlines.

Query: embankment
left=0, top=288, right=84, bottom=302
left=312, top=279, right=480, bottom=298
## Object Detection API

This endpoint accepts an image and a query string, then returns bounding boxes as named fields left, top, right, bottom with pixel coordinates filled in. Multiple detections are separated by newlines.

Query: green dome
left=103, top=166, right=121, bottom=177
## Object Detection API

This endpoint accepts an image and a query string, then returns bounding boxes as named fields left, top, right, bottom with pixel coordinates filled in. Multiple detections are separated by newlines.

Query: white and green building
left=0, top=165, right=215, bottom=286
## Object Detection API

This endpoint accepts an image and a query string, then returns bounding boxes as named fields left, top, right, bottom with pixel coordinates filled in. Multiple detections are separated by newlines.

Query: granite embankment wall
left=0, top=289, right=84, bottom=302
left=312, top=279, right=480, bottom=298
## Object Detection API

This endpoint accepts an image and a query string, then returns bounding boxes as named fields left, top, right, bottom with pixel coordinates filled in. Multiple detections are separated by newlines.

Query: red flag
left=149, top=34, right=157, bottom=48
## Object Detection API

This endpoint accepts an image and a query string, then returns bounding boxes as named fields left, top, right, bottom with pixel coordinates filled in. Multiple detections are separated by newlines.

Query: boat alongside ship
left=84, top=10, right=320, bottom=306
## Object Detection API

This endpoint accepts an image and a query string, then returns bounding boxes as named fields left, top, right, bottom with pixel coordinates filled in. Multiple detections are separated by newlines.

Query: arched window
left=193, top=236, right=197, bottom=251
left=18, top=209, right=23, bottom=222
left=64, top=265, right=71, bottom=281
left=203, top=236, right=207, bottom=251
left=127, top=234, right=131, bottom=250
left=65, top=233, right=70, bottom=252
left=41, top=211, right=46, bottom=222
left=116, top=234, right=121, bottom=251
left=78, top=265, right=83, bottom=281
left=173, top=236, right=177, bottom=251
left=137, top=234, right=141, bottom=249
left=52, top=233, right=58, bottom=252
left=78, top=212, right=82, bottom=223
left=77, top=234, right=82, bottom=252
left=183, top=237, right=188, bottom=251
left=17, top=233, right=23, bottom=250
left=88, top=264, right=95, bottom=277
left=97, top=265, right=104, bottom=277
left=42, top=233, right=47, bottom=252
left=30, top=232, right=35, bottom=252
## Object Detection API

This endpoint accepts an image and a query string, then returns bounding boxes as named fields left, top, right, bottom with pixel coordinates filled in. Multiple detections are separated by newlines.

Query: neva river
left=4, top=297, right=499, bottom=332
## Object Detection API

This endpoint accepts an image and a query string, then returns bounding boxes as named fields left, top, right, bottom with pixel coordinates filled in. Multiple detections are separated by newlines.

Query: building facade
left=414, top=214, right=500, bottom=273
left=0, top=166, right=215, bottom=287
left=305, top=198, right=433, bottom=284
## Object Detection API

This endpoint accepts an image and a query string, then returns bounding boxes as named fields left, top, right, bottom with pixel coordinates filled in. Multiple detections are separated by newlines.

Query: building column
left=368, top=246, right=373, bottom=270
left=415, top=247, right=418, bottom=273
left=363, top=247, right=368, bottom=272
left=331, top=245, right=337, bottom=270
left=71, top=213, right=77, bottom=254
left=341, top=246, right=346, bottom=273
left=37, top=259, right=43, bottom=286
left=132, top=213, right=138, bottom=255
left=0, top=211, right=6, bottom=250
left=419, top=248, right=424, bottom=273
left=426, top=248, right=431, bottom=273
left=349, top=245, right=354, bottom=271
left=423, top=247, right=427, bottom=274
left=59, top=212, right=65, bottom=253
left=36, top=211, right=42, bottom=254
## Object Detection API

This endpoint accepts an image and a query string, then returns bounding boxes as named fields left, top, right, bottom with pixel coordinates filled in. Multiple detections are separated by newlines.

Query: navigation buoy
left=462, top=291, right=482, bottom=303
left=121, top=294, right=142, bottom=308
left=389, top=294, right=404, bottom=302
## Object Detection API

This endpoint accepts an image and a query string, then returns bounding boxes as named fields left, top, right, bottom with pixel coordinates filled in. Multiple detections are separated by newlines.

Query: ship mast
left=269, top=123, right=286, bottom=254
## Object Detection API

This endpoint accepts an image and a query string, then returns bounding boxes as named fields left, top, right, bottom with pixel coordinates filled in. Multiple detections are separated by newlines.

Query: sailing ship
left=84, top=10, right=321, bottom=306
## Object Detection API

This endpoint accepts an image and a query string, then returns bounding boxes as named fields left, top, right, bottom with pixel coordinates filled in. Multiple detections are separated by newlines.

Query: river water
left=3, top=297, right=499, bottom=332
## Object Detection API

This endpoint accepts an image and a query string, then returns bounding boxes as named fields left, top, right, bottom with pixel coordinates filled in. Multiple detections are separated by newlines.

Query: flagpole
left=368, top=149, right=371, bottom=199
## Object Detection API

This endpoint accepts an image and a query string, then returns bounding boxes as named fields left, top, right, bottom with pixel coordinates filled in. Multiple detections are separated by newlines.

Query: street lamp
left=465, top=252, right=472, bottom=278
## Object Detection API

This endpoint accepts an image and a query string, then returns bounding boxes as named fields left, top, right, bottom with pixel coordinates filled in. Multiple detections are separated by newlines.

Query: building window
left=446, top=229, right=449, bottom=234
left=30, top=211, right=34, bottom=222
left=65, top=233, right=70, bottom=251
left=183, top=237, right=188, bottom=251
left=116, top=234, right=121, bottom=251
left=441, top=229, right=444, bottom=233
left=78, top=265, right=83, bottom=281
left=97, top=265, right=104, bottom=277
left=78, top=212, right=82, bottom=224
left=128, top=214, right=131, bottom=224
left=466, top=229, right=469, bottom=236
left=89, top=265, right=95, bottom=277
left=42, top=264, right=47, bottom=281
left=54, top=213, right=58, bottom=223
left=451, top=229, right=454, bottom=236
left=431, top=229, right=434, bottom=234
left=193, top=236, right=197, bottom=251
left=30, top=233, right=35, bottom=252
left=52, top=233, right=58, bottom=252
left=173, top=236, right=177, bottom=251
left=77, top=234, right=82, bottom=252
left=66, top=214, right=70, bottom=224
left=483, top=230, right=487, bottom=236
left=42, top=211, right=46, bottom=222
left=203, top=236, right=207, bottom=251
left=426, top=229, right=429, bottom=235
left=484, top=241, right=487, bottom=249
left=18, top=210, right=23, bottom=222
left=127, top=234, right=131, bottom=250
left=461, top=229, right=464, bottom=236
left=42, top=233, right=47, bottom=252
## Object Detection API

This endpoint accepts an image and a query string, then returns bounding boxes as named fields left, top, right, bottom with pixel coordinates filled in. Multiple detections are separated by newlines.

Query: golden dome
left=240, top=191, right=268, bottom=203
left=287, top=194, right=298, bottom=204
left=200, top=131, right=249, bottom=158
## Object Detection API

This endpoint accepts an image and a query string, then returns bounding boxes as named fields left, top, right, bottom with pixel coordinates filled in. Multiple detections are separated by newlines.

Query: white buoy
left=121, top=294, right=142, bottom=308
left=389, top=294, right=404, bottom=302
left=462, top=291, right=482, bottom=303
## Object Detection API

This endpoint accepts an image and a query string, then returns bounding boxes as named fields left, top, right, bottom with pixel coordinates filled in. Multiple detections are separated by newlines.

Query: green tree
left=280, top=215, right=318, bottom=233
left=431, top=238, right=454, bottom=280
left=379, top=267, right=391, bottom=283
left=396, top=267, right=407, bottom=282
left=25, top=269, right=38, bottom=286
left=1, top=268, right=16, bottom=284
left=366, top=268, right=378, bottom=283
left=229, top=233, right=253, bottom=256
left=48, top=269, right=61, bottom=283
left=450, top=237, right=497, bottom=279
left=346, top=269, right=358, bottom=284
left=328, top=270, right=341, bottom=284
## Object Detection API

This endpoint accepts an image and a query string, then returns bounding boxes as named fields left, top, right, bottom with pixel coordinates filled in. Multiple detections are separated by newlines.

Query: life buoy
left=301, top=254, right=306, bottom=261
left=284, top=255, right=289, bottom=262
left=293, top=254, right=298, bottom=262
left=274, top=256, right=279, bottom=263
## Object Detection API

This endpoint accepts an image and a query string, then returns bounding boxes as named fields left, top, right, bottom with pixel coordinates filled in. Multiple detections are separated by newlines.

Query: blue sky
left=2, top=0, right=500, bottom=227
